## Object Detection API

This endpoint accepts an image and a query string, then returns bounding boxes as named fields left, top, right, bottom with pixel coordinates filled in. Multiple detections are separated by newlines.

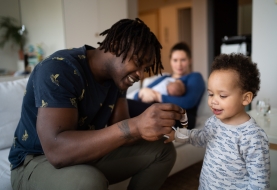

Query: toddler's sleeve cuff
left=174, top=127, right=189, bottom=143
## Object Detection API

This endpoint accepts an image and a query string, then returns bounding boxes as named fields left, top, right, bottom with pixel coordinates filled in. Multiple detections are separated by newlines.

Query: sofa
left=0, top=74, right=211, bottom=190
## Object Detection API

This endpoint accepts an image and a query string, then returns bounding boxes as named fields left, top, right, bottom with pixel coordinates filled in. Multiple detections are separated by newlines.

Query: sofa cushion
left=0, top=78, right=28, bottom=150
left=0, top=148, right=13, bottom=190
left=196, top=88, right=211, bottom=118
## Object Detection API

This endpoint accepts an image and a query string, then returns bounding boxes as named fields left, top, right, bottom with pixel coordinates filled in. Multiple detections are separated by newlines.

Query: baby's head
left=208, top=53, right=260, bottom=122
left=167, top=79, right=185, bottom=96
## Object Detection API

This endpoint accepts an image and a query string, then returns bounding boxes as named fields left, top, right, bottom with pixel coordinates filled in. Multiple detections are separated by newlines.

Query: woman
left=129, top=42, right=205, bottom=129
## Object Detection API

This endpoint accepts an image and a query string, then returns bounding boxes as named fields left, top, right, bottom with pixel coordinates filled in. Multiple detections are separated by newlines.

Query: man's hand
left=164, top=130, right=175, bottom=143
left=129, top=103, right=185, bottom=141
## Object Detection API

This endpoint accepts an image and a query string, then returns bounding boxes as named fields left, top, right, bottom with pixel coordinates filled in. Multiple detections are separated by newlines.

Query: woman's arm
left=138, top=88, right=157, bottom=103
left=133, top=75, right=169, bottom=100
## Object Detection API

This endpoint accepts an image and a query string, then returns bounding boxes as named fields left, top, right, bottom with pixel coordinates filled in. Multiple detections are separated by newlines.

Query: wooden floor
left=159, top=161, right=203, bottom=190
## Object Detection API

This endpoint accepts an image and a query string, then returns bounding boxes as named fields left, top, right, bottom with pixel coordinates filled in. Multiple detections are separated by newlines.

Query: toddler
left=165, top=53, right=270, bottom=189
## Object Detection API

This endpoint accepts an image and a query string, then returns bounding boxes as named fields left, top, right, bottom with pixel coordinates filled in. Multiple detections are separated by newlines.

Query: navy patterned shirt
left=9, top=45, right=125, bottom=170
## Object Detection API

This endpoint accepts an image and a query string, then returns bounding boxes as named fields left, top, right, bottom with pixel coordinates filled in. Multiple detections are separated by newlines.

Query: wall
left=21, top=0, right=65, bottom=56
left=64, top=0, right=128, bottom=48
left=159, top=2, right=192, bottom=73
left=0, top=0, right=129, bottom=73
left=192, top=0, right=209, bottom=80
left=252, top=0, right=277, bottom=108
left=128, top=0, right=138, bottom=19
left=0, top=0, right=22, bottom=72
left=63, top=0, right=99, bottom=48
left=139, top=0, right=190, bottom=12
left=238, top=3, right=252, bottom=35
left=0, top=0, right=65, bottom=72
left=138, top=0, right=209, bottom=80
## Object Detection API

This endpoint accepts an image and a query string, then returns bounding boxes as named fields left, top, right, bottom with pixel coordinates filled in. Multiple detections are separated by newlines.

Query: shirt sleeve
left=242, top=129, right=271, bottom=189
left=161, top=72, right=205, bottom=109
left=33, top=57, right=84, bottom=108
left=175, top=117, right=211, bottom=147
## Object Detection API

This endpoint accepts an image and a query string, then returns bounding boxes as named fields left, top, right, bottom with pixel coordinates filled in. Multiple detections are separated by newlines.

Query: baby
left=166, top=79, right=186, bottom=96
left=149, top=77, right=186, bottom=97
left=165, top=53, right=270, bottom=189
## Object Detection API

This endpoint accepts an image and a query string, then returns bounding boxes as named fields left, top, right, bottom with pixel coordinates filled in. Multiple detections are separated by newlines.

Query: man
left=9, top=18, right=184, bottom=190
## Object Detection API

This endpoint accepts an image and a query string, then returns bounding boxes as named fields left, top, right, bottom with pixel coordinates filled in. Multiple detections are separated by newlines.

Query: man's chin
left=117, top=83, right=130, bottom=92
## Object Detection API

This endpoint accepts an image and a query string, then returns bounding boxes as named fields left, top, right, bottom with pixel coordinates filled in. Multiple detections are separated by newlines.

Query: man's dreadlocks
left=97, top=18, right=163, bottom=75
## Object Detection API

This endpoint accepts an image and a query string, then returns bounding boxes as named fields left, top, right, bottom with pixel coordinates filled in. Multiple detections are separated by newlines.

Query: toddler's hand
left=175, top=127, right=189, bottom=143
left=164, top=130, right=175, bottom=143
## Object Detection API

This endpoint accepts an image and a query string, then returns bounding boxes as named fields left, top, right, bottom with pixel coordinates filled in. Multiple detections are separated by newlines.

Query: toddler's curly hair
left=211, top=53, right=260, bottom=98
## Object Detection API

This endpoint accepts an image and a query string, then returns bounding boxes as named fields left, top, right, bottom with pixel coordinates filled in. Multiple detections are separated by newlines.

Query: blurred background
left=0, top=0, right=276, bottom=189
left=0, top=0, right=276, bottom=109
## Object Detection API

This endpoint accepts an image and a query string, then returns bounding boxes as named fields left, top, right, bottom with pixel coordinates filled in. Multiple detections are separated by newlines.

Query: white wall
left=0, top=0, right=65, bottom=72
left=0, top=0, right=128, bottom=73
left=252, top=0, right=277, bottom=108
left=63, top=0, right=128, bottom=48
left=21, top=0, right=65, bottom=56
left=97, top=0, right=128, bottom=42
left=63, top=0, right=99, bottom=48
left=192, top=0, right=209, bottom=80
left=0, top=0, right=21, bottom=72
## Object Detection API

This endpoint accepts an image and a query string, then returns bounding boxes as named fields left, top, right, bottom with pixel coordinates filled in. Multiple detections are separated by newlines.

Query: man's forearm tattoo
left=118, top=120, right=135, bottom=141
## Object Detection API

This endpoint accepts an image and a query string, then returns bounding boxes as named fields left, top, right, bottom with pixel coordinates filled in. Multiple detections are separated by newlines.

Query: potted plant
left=0, top=16, right=27, bottom=60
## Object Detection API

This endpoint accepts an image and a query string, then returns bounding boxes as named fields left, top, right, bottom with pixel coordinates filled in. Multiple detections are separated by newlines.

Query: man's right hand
left=129, top=103, right=185, bottom=141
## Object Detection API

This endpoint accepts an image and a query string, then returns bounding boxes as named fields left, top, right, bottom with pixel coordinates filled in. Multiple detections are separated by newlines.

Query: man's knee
left=159, top=140, right=176, bottom=164
left=67, top=165, right=109, bottom=190
left=145, top=139, right=176, bottom=164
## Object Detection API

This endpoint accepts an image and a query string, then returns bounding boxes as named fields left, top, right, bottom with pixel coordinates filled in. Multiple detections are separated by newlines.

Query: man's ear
left=242, top=91, right=253, bottom=106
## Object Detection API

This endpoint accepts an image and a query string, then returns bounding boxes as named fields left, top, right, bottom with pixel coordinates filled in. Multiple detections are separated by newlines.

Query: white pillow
left=0, top=148, right=13, bottom=190
left=0, top=78, right=28, bottom=150
left=196, top=88, right=211, bottom=117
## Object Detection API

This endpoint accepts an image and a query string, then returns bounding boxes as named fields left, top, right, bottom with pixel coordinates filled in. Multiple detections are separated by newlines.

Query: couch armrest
left=0, top=78, right=28, bottom=150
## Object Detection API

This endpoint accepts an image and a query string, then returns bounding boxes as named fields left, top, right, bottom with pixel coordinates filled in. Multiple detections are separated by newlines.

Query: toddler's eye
left=220, top=95, right=227, bottom=98
left=208, top=93, right=213, bottom=97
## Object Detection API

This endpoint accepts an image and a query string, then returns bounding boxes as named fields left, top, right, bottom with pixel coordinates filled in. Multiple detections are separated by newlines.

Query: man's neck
left=86, top=48, right=112, bottom=84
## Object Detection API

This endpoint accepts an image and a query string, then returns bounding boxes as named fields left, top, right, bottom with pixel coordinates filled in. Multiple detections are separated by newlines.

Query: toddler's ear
left=242, top=91, right=253, bottom=106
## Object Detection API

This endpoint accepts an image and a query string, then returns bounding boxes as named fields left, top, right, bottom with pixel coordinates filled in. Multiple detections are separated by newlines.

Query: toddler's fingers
left=163, top=134, right=174, bottom=143
left=164, top=138, right=171, bottom=143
